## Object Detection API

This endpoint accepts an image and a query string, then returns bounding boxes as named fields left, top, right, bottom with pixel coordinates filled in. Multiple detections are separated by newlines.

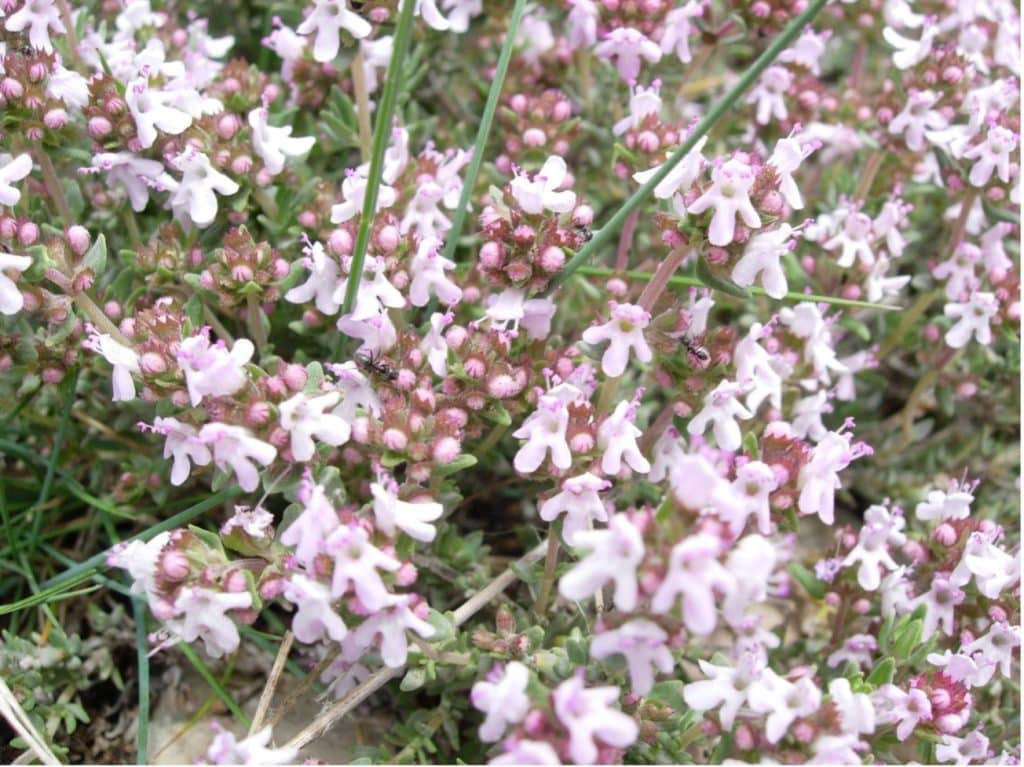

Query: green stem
left=547, top=0, right=830, bottom=293
left=440, top=0, right=528, bottom=264
left=341, top=0, right=417, bottom=316
left=578, top=265, right=901, bottom=312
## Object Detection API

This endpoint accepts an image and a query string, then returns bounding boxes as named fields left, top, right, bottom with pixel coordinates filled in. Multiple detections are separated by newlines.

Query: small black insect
left=680, top=336, right=711, bottom=368
left=575, top=225, right=594, bottom=243
left=356, top=351, right=398, bottom=382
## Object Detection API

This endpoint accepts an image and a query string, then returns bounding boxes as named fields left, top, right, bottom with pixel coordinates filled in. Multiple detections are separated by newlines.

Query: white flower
left=768, top=134, right=815, bottom=210
left=152, top=417, right=212, bottom=486
left=90, top=152, right=175, bottom=212
left=581, top=302, right=652, bottom=378
left=747, top=65, right=793, bottom=126
left=470, top=662, right=531, bottom=743
left=177, top=333, right=254, bottom=406
left=285, top=241, right=342, bottom=315
left=278, top=390, right=351, bottom=461
left=687, top=380, right=753, bottom=452
left=0, top=252, right=33, bottom=315
left=594, top=27, right=662, bottom=81
left=370, top=477, right=443, bottom=542
left=591, top=619, right=674, bottom=695
left=4, top=0, right=65, bottom=53
left=168, top=586, right=252, bottom=658
left=0, top=154, right=33, bottom=207
left=944, top=291, right=999, bottom=348
left=732, top=225, right=793, bottom=299
left=539, top=472, right=610, bottom=545
left=199, top=423, right=277, bottom=493
left=597, top=399, right=651, bottom=476
left=248, top=108, right=315, bottom=176
left=85, top=331, right=140, bottom=401
left=509, top=156, right=576, bottom=215
left=126, top=78, right=193, bottom=150
left=204, top=725, right=298, bottom=766
left=632, top=137, right=708, bottom=215
left=687, top=157, right=762, bottom=246
left=883, top=21, right=937, bottom=69
left=963, top=125, right=1017, bottom=187
left=296, top=0, right=372, bottom=63
left=169, top=149, right=239, bottom=228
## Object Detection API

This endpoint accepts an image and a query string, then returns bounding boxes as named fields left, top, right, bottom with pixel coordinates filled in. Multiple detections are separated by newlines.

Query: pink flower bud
left=606, top=277, right=629, bottom=297
left=432, top=436, right=460, bottom=464
left=523, top=128, right=546, bottom=147
left=18, top=222, right=39, bottom=246
left=328, top=228, right=352, bottom=255
left=260, top=577, right=285, bottom=600
left=377, top=224, right=400, bottom=252
left=281, top=363, right=308, bottom=391
left=637, top=130, right=660, bottom=153
left=244, top=400, right=271, bottom=427
left=383, top=427, right=408, bottom=450
left=922, top=323, right=940, bottom=343
left=479, top=240, right=504, bottom=269
left=539, top=245, right=565, bottom=272
left=42, top=366, right=65, bottom=383
left=1, top=78, right=23, bottom=99
left=572, top=204, right=594, bottom=227
left=395, top=561, right=418, bottom=587
left=138, top=352, right=167, bottom=375
left=231, top=155, right=253, bottom=175
left=217, top=113, right=241, bottom=139
left=824, top=591, right=841, bottom=607
left=66, top=225, right=90, bottom=256
left=841, top=284, right=862, bottom=300
left=161, top=550, right=190, bottom=581
left=509, top=93, right=528, bottom=114
left=44, top=109, right=68, bottom=129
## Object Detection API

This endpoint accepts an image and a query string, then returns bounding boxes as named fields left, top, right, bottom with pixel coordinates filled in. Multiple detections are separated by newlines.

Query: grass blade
left=549, top=0, right=830, bottom=292
left=440, top=0, right=528, bottom=263
left=577, top=265, right=902, bottom=311
left=340, top=0, right=418, bottom=316
left=133, top=597, right=151, bottom=764
left=178, top=643, right=251, bottom=728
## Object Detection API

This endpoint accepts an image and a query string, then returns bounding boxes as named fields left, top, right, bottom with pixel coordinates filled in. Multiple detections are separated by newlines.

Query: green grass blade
left=0, top=487, right=245, bottom=616
left=133, top=597, right=150, bottom=764
left=549, top=0, right=830, bottom=292
left=576, top=266, right=902, bottom=312
left=440, top=0, right=527, bottom=263
left=178, top=643, right=251, bottom=728
left=28, top=370, right=78, bottom=562
left=340, top=0, right=418, bottom=316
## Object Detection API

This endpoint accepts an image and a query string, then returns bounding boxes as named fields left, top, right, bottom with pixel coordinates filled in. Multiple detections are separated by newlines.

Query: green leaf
left=400, top=667, right=427, bottom=692
left=787, top=563, right=826, bottom=600
left=696, top=256, right=752, bottom=299
left=892, top=618, right=923, bottom=660
left=742, top=431, right=760, bottom=460
left=434, top=454, right=477, bottom=477
left=648, top=680, right=686, bottom=710
left=866, top=657, right=895, bottom=686
left=82, top=233, right=107, bottom=274
left=482, top=404, right=512, bottom=427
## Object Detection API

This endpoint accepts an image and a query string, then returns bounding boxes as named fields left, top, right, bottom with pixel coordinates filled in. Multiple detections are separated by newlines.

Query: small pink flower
left=582, top=302, right=652, bottom=378
left=552, top=671, right=638, bottom=764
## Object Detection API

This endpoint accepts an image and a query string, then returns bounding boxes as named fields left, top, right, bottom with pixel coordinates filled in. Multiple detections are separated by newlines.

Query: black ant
left=356, top=351, right=398, bottom=382
left=575, top=225, right=594, bottom=243
left=680, top=336, right=711, bottom=368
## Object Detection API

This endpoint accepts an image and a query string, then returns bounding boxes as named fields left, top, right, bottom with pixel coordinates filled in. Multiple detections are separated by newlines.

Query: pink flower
left=370, top=475, right=443, bottom=542
left=908, top=574, right=965, bottom=639
left=963, top=125, right=1017, bottom=187
left=748, top=670, right=822, bottom=744
left=296, top=0, right=372, bottom=63
left=963, top=622, right=1020, bottom=678
left=590, top=619, right=674, bottom=696
left=204, top=724, right=298, bottom=765
left=149, top=417, right=212, bottom=486
left=199, top=423, right=277, bottom=492
left=408, top=239, right=462, bottom=307
left=168, top=586, right=252, bottom=658
left=509, top=156, right=576, bottom=215
left=651, top=533, right=734, bottom=634
left=660, top=1, right=705, bottom=63
left=351, top=595, right=435, bottom=668
left=539, top=472, right=611, bottom=544
left=582, top=302, right=652, bottom=378
left=798, top=430, right=857, bottom=525
left=552, top=672, right=638, bottom=764
left=126, top=78, right=193, bottom=151
left=769, top=134, right=815, bottom=210
left=883, top=21, right=937, bottom=69
left=280, top=483, right=339, bottom=566
left=324, top=523, right=400, bottom=607
left=613, top=81, right=662, bottom=136
left=489, top=739, right=560, bottom=765
left=873, top=684, right=933, bottom=741
left=688, top=156, right=762, bottom=246
left=108, top=531, right=171, bottom=603
left=278, top=390, right=351, bottom=461
left=594, top=27, right=662, bottom=81
left=889, top=90, right=947, bottom=152
left=747, top=65, right=793, bottom=126
left=178, top=332, right=254, bottom=406
left=559, top=514, right=645, bottom=611
left=283, top=573, right=349, bottom=643
left=936, top=731, right=991, bottom=765
left=470, top=662, right=531, bottom=743
left=727, top=462, right=778, bottom=535
left=950, top=531, right=1019, bottom=599
left=512, top=386, right=581, bottom=474
left=842, top=505, right=906, bottom=591
left=84, top=330, right=141, bottom=402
